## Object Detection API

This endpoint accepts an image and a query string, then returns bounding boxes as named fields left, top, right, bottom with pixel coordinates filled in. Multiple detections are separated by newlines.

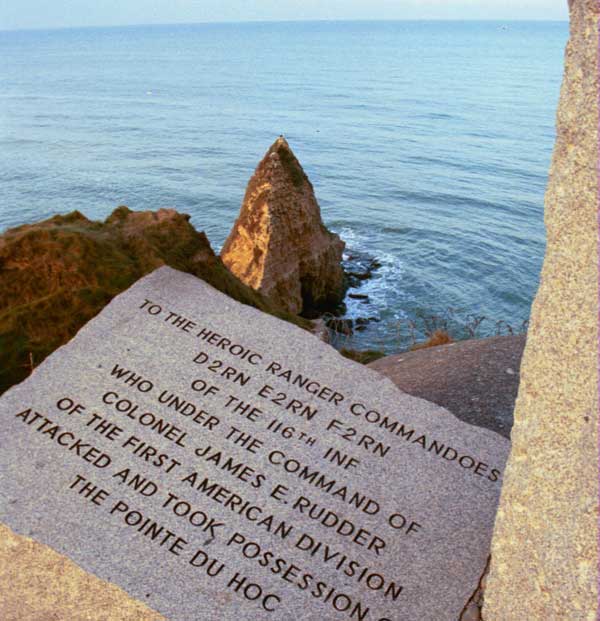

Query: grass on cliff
left=333, top=311, right=528, bottom=364
left=339, top=348, right=386, bottom=365
left=0, top=208, right=311, bottom=395
left=410, top=329, right=453, bottom=350
left=277, top=145, right=306, bottom=189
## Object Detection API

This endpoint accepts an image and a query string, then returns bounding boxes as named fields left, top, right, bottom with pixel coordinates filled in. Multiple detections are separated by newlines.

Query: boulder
left=369, top=335, right=525, bottom=438
left=348, top=293, right=369, bottom=301
left=221, top=137, right=345, bottom=317
left=483, top=1, right=598, bottom=618
left=0, top=207, right=310, bottom=395
left=325, top=317, right=354, bottom=335
left=370, top=335, right=526, bottom=620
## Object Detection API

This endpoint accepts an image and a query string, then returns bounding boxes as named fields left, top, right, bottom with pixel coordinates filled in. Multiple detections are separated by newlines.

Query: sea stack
left=221, top=137, right=345, bottom=317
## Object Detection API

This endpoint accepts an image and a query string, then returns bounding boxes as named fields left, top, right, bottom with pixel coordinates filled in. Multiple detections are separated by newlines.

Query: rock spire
left=221, top=137, right=345, bottom=317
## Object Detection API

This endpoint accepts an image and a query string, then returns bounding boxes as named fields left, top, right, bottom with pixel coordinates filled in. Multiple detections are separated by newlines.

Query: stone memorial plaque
left=0, top=267, right=510, bottom=620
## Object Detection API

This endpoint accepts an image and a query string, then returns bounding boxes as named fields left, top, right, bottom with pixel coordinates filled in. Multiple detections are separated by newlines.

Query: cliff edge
left=0, top=207, right=310, bottom=395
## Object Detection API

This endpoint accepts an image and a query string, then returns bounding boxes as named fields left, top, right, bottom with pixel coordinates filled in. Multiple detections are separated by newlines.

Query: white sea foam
left=336, top=226, right=411, bottom=323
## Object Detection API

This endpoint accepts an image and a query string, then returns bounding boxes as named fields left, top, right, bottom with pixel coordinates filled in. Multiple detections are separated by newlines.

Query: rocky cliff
left=0, top=207, right=310, bottom=395
left=221, top=137, right=345, bottom=317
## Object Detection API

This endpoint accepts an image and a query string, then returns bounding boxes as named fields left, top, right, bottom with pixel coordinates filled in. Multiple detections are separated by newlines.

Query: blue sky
left=1, top=1, right=569, bottom=31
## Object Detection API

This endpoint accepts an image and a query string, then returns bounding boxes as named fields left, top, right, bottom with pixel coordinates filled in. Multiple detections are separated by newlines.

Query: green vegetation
left=339, top=348, right=386, bottom=365
left=0, top=208, right=310, bottom=395
left=411, top=329, right=453, bottom=350
left=277, top=144, right=306, bottom=189
left=330, top=311, right=527, bottom=364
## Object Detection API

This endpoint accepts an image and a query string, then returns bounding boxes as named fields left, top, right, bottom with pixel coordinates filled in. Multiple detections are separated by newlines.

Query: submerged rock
left=325, top=317, right=354, bottom=335
left=346, top=270, right=371, bottom=281
left=354, top=317, right=370, bottom=328
left=221, top=137, right=345, bottom=317
left=0, top=207, right=310, bottom=395
left=343, top=253, right=382, bottom=289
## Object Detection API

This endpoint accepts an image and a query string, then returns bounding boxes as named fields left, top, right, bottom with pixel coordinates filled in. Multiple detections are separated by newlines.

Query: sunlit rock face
left=0, top=206, right=310, bottom=395
left=221, top=137, right=345, bottom=317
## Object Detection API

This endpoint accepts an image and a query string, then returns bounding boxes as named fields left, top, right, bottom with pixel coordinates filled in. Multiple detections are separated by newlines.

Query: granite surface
left=0, top=267, right=509, bottom=620
left=368, top=335, right=526, bottom=439
left=483, top=1, right=599, bottom=618
left=0, top=523, right=163, bottom=621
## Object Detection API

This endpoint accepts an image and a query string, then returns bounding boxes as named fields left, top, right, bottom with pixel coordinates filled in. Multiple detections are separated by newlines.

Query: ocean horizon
left=0, top=20, right=568, bottom=350
left=0, top=18, right=570, bottom=33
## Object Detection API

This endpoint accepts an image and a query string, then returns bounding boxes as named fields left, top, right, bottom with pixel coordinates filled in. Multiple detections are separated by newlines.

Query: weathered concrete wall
left=483, top=1, right=599, bottom=619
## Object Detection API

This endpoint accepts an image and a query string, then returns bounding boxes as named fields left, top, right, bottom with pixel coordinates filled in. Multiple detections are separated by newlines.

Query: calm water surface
left=0, top=21, right=568, bottom=350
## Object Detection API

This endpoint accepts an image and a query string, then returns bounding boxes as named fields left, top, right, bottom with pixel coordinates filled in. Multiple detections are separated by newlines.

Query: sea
left=0, top=20, right=568, bottom=352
